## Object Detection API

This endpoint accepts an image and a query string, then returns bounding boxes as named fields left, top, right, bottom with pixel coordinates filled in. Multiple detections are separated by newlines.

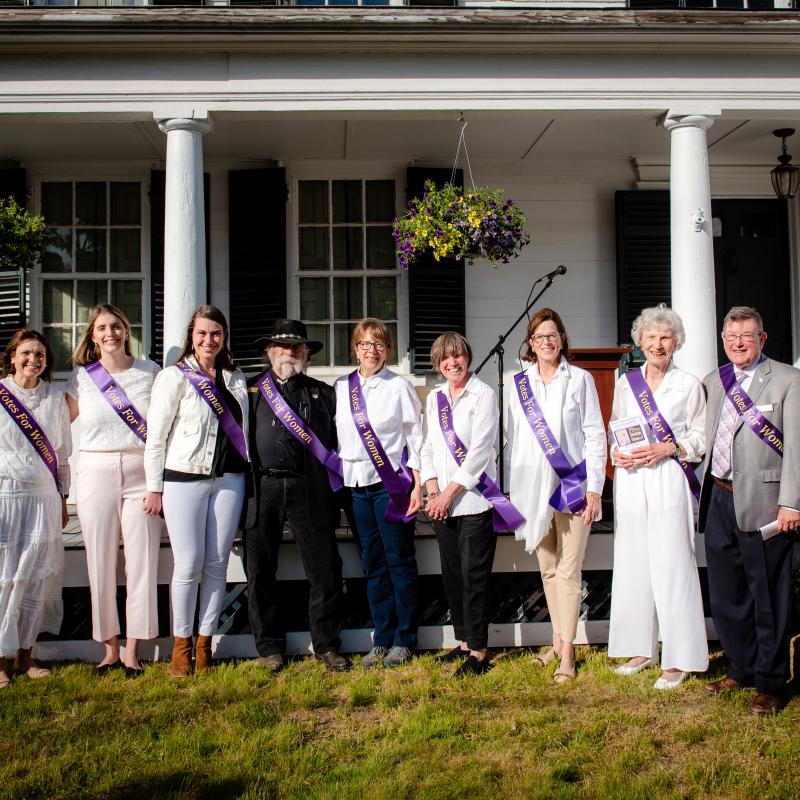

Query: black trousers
left=432, top=509, right=496, bottom=651
left=243, top=474, right=343, bottom=656
left=704, top=483, right=793, bottom=696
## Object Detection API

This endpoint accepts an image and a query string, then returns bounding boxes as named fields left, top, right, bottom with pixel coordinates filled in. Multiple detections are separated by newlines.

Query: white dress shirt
left=334, top=367, right=423, bottom=488
left=420, top=373, right=498, bottom=517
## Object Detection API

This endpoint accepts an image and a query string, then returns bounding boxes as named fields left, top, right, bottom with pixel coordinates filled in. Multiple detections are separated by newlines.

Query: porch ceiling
left=2, top=110, right=800, bottom=165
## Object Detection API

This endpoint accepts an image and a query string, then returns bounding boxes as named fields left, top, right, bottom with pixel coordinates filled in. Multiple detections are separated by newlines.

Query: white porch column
left=155, top=114, right=211, bottom=365
left=662, top=112, right=718, bottom=379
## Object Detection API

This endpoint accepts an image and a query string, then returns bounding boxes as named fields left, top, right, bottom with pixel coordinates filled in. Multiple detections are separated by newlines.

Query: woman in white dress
left=0, top=329, right=71, bottom=687
left=608, top=304, right=708, bottom=689
left=506, top=308, right=606, bottom=683
left=67, top=304, right=162, bottom=677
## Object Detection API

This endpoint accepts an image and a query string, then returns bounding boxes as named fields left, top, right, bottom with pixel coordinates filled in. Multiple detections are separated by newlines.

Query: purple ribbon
left=256, top=370, right=344, bottom=492
left=436, top=391, right=525, bottom=533
left=177, top=360, right=248, bottom=463
left=513, top=371, right=587, bottom=515
left=0, top=381, right=60, bottom=490
left=85, top=360, right=148, bottom=443
left=719, top=363, right=784, bottom=458
left=624, top=369, right=702, bottom=500
left=348, top=370, right=415, bottom=524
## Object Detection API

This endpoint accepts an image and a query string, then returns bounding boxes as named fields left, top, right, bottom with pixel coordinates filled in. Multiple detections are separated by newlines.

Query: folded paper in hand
left=610, top=417, right=649, bottom=452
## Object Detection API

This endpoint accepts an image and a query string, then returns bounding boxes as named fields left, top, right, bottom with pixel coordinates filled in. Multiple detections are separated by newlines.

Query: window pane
left=333, top=277, right=363, bottom=320
left=128, top=326, right=143, bottom=358
left=112, top=280, right=143, bottom=325
left=299, top=227, right=329, bottom=271
left=367, top=276, right=397, bottom=319
left=76, top=230, right=106, bottom=273
left=41, top=280, right=72, bottom=324
left=333, top=227, right=362, bottom=270
left=41, top=182, right=72, bottom=226
left=299, top=277, right=329, bottom=320
left=299, top=181, right=328, bottom=224
left=76, top=182, right=106, bottom=226
left=366, top=226, right=395, bottom=269
left=305, top=324, right=329, bottom=368
left=332, top=180, right=362, bottom=224
left=366, top=180, right=395, bottom=222
left=110, top=182, right=141, bottom=225
left=42, top=228, right=73, bottom=273
left=42, top=325, right=72, bottom=372
left=385, top=322, right=398, bottom=365
left=334, top=323, right=358, bottom=367
left=76, top=281, right=104, bottom=324
left=110, top=229, right=141, bottom=273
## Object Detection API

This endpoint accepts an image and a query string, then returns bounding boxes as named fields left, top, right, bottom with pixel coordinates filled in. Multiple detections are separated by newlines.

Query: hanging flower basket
left=392, top=181, right=530, bottom=270
left=0, top=197, right=45, bottom=272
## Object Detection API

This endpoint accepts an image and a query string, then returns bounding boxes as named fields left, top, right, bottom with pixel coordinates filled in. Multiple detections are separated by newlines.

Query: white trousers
left=608, top=461, right=709, bottom=672
left=162, top=473, right=245, bottom=638
left=76, top=450, right=162, bottom=642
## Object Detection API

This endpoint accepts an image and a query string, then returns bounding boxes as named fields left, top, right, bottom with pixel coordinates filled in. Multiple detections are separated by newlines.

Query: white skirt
left=0, top=476, right=65, bottom=656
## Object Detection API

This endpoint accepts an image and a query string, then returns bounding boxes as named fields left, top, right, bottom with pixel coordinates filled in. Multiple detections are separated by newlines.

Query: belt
left=262, top=468, right=304, bottom=479
left=712, top=476, right=733, bottom=493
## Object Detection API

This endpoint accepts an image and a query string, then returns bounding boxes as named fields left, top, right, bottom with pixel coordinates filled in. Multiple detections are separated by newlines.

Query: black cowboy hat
left=257, top=319, right=324, bottom=356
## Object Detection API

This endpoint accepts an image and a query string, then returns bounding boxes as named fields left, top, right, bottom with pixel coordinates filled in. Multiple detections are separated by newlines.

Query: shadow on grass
left=97, top=772, right=248, bottom=800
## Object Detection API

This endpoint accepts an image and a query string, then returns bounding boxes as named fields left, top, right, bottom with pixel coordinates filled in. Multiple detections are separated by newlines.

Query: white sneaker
left=614, top=657, right=659, bottom=675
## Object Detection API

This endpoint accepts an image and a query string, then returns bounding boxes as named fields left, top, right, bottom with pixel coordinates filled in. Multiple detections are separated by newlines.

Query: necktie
left=710, top=369, right=746, bottom=479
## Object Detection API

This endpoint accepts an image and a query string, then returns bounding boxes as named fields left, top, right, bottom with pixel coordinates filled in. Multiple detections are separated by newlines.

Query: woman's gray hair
left=630, top=304, right=686, bottom=350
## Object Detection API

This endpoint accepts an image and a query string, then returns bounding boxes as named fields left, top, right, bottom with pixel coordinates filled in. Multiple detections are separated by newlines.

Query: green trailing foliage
left=0, top=196, right=46, bottom=272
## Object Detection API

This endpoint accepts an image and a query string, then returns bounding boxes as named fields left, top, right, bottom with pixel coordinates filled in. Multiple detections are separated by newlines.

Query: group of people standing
left=0, top=302, right=796, bottom=715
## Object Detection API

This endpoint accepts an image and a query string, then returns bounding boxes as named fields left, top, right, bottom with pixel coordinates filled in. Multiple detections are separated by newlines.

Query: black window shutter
left=149, top=170, right=211, bottom=365
left=615, top=190, right=670, bottom=345
left=406, top=166, right=465, bottom=374
left=0, top=168, right=28, bottom=350
left=228, top=167, right=287, bottom=373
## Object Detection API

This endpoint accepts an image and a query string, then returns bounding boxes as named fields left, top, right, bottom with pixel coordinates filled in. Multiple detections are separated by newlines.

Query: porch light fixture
left=770, top=128, right=800, bottom=200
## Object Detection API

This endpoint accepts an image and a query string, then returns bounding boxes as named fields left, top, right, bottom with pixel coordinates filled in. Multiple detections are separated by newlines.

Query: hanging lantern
left=770, top=128, right=800, bottom=200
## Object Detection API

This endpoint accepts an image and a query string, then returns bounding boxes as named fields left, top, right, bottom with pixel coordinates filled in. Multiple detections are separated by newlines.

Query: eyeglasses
left=722, top=333, right=760, bottom=343
left=357, top=341, right=386, bottom=352
left=530, top=333, right=562, bottom=344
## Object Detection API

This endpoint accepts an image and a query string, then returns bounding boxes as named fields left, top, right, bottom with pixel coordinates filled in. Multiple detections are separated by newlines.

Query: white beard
left=273, top=357, right=305, bottom=381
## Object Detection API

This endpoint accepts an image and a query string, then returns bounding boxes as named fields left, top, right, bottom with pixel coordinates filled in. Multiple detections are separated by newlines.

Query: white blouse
left=334, top=367, right=423, bottom=488
left=420, top=373, right=498, bottom=517
left=66, top=358, right=160, bottom=452
left=0, top=376, right=72, bottom=493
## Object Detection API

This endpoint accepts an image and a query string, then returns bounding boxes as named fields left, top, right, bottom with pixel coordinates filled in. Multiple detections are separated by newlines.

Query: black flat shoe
left=124, top=665, right=145, bottom=679
left=95, top=661, right=122, bottom=675
left=436, top=647, right=469, bottom=665
left=455, top=655, right=490, bottom=678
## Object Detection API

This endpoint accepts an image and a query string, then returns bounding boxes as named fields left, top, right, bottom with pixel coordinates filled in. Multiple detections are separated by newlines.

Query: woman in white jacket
left=506, top=308, right=606, bottom=683
left=143, top=306, right=249, bottom=677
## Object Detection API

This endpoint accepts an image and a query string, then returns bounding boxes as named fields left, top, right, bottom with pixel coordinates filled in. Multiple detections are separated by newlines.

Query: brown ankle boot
left=170, top=636, right=193, bottom=678
left=194, top=635, right=213, bottom=674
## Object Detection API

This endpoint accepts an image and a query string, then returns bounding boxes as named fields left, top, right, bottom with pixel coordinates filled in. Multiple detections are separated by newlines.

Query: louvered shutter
left=228, top=168, right=287, bottom=373
left=615, top=190, right=670, bottom=345
left=406, top=166, right=465, bottom=374
left=0, top=168, right=28, bottom=349
left=148, top=170, right=210, bottom=365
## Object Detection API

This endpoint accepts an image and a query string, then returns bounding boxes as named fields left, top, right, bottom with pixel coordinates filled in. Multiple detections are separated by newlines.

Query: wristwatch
left=672, top=442, right=681, bottom=459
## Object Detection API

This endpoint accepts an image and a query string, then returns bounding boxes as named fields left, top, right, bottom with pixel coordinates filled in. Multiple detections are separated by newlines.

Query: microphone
left=535, top=265, right=567, bottom=284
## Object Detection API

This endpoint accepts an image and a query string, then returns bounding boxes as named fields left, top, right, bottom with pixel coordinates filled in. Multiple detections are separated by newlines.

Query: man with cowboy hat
left=243, top=319, right=348, bottom=672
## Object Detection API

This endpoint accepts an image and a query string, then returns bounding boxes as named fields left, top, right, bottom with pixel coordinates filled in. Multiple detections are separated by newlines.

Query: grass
left=1, top=647, right=798, bottom=800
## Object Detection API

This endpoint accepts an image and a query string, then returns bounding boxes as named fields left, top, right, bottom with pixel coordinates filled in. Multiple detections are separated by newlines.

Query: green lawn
left=1, top=648, right=798, bottom=800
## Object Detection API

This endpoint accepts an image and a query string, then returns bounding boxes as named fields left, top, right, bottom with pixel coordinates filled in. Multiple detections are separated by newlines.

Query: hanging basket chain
left=451, top=113, right=476, bottom=190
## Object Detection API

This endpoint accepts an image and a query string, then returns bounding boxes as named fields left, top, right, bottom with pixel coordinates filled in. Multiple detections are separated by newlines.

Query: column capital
left=155, top=114, right=212, bottom=136
left=661, top=110, right=719, bottom=133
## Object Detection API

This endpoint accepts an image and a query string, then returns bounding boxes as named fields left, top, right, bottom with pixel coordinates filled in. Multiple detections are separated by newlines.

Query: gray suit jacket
left=698, top=357, right=800, bottom=532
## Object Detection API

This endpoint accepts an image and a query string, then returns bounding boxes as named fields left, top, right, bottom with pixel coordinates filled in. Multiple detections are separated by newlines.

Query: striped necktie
left=710, top=368, right=746, bottom=479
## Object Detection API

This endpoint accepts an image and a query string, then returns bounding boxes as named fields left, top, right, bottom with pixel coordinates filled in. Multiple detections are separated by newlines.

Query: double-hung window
left=297, top=179, right=399, bottom=367
left=38, top=181, right=144, bottom=371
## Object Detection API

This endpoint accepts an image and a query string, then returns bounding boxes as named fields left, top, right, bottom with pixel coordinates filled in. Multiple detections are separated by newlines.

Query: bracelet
left=427, top=491, right=441, bottom=499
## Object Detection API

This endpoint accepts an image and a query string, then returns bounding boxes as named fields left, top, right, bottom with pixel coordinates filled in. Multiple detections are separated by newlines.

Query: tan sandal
left=0, top=658, right=10, bottom=689
left=25, top=664, right=51, bottom=679
left=553, top=663, right=576, bottom=684
left=533, top=647, right=559, bottom=667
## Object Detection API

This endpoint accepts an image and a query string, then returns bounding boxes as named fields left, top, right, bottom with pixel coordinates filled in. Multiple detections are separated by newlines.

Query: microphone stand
left=474, top=269, right=564, bottom=493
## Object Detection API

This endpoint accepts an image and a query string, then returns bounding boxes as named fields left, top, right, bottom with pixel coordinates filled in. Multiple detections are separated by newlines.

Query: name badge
left=756, top=403, right=773, bottom=412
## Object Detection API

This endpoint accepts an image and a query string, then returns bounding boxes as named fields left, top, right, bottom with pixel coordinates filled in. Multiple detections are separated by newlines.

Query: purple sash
left=348, top=370, right=415, bottom=524
left=719, top=363, right=784, bottom=458
left=513, top=371, right=587, bottom=514
left=624, top=369, right=702, bottom=500
left=177, top=360, right=248, bottom=463
left=436, top=391, right=525, bottom=533
left=0, top=381, right=60, bottom=490
left=85, top=361, right=148, bottom=443
left=256, top=370, right=343, bottom=492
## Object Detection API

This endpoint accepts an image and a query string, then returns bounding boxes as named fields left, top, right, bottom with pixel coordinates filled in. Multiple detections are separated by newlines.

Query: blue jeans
left=351, top=483, right=418, bottom=648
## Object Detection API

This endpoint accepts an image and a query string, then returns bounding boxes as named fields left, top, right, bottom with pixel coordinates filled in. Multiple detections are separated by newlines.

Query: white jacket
left=144, top=356, right=249, bottom=492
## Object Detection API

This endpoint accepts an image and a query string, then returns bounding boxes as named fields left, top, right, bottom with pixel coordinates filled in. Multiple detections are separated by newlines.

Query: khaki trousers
left=536, top=511, right=590, bottom=643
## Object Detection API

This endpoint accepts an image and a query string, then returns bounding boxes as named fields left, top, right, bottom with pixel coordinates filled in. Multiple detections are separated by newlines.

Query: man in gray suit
left=699, top=306, right=800, bottom=715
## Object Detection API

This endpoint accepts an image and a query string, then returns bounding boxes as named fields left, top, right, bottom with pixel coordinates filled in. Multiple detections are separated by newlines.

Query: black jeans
left=432, top=509, right=496, bottom=651
left=243, top=474, right=343, bottom=656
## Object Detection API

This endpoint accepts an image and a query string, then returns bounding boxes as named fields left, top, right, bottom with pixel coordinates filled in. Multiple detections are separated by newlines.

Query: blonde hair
left=351, top=318, right=393, bottom=359
left=73, top=304, right=134, bottom=366
left=430, top=331, right=472, bottom=372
